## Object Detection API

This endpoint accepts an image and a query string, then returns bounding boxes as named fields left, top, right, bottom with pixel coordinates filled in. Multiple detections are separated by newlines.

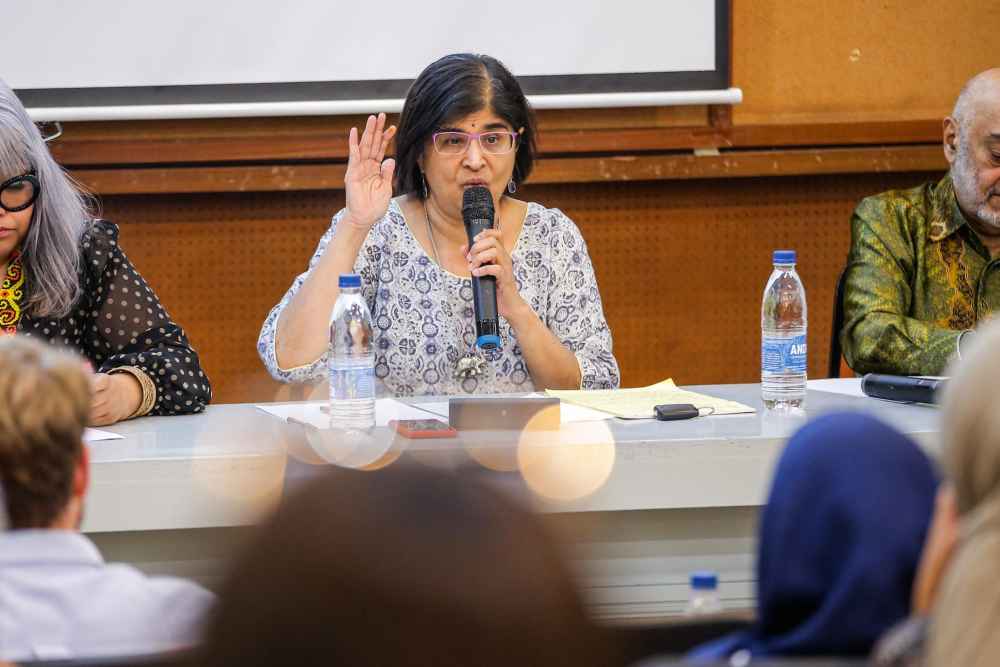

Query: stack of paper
left=84, top=428, right=123, bottom=443
left=255, top=398, right=436, bottom=429
left=546, top=379, right=755, bottom=419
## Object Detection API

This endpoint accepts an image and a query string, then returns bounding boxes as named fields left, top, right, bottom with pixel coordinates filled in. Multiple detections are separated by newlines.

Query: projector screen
left=11, top=0, right=735, bottom=120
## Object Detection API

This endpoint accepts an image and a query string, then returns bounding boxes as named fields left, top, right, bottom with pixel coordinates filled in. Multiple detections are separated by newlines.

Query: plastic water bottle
left=761, top=250, right=807, bottom=410
left=684, top=571, right=724, bottom=616
left=328, top=274, right=375, bottom=430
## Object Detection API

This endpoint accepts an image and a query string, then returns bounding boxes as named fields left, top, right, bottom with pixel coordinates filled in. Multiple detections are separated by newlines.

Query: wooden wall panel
left=39, top=0, right=985, bottom=406
left=523, top=173, right=937, bottom=388
left=71, top=145, right=946, bottom=196
left=99, top=171, right=939, bottom=404
left=733, top=0, right=996, bottom=126
left=104, top=192, right=342, bottom=404
left=48, top=106, right=712, bottom=167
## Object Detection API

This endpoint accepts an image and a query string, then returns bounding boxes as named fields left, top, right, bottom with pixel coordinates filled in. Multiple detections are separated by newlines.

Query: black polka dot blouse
left=17, top=220, right=211, bottom=416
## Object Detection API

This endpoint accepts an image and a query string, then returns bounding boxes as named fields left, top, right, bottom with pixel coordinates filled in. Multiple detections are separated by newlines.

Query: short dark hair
left=200, top=464, right=622, bottom=667
left=394, top=53, right=538, bottom=199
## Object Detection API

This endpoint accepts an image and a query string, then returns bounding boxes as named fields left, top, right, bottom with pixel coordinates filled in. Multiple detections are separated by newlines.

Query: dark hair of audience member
left=393, top=52, right=538, bottom=199
left=198, top=464, right=621, bottom=667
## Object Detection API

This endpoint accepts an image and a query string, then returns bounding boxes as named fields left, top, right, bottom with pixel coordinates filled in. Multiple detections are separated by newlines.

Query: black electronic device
left=860, top=373, right=946, bottom=404
left=449, top=397, right=560, bottom=432
left=462, top=186, right=501, bottom=350
left=654, top=403, right=701, bottom=421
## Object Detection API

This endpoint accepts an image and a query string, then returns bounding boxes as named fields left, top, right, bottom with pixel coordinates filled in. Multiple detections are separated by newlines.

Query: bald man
left=841, top=68, right=1000, bottom=376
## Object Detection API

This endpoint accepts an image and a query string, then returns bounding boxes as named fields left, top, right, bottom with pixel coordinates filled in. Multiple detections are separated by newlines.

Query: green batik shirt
left=842, top=174, right=1000, bottom=376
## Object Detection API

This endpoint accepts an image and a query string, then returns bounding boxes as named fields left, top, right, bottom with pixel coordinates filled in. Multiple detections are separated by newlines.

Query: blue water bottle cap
left=690, top=571, right=718, bottom=590
left=772, top=250, right=796, bottom=265
left=476, top=334, right=502, bottom=350
left=339, top=273, right=361, bottom=288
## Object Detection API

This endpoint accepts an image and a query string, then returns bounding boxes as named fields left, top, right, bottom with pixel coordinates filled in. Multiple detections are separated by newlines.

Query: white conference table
left=82, top=381, right=941, bottom=620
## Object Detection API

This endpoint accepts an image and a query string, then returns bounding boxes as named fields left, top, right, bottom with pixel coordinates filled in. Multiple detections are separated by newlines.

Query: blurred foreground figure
left=199, top=464, right=622, bottom=667
left=0, top=336, right=213, bottom=661
left=690, top=411, right=937, bottom=662
left=925, top=318, right=1000, bottom=667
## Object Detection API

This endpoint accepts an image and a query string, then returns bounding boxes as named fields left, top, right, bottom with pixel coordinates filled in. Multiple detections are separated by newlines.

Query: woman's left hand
left=463, top=229, right=527, bottom=320
left=90, top=372, right=142, bottom=426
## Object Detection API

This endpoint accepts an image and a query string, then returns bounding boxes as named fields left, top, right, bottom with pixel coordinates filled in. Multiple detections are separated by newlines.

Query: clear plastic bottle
left=328, top=274, right=375, bottom=430
left=684, top=571, right=724, bottom=616
left=761, top=250, right=807, bottom=410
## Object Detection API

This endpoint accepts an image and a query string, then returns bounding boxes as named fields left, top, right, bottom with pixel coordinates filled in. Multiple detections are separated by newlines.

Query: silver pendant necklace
left=422, top=198, right=502, bottom=382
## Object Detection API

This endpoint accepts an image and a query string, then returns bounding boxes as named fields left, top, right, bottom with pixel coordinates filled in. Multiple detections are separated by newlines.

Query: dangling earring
left=507, top=179, right=517, bottom=194
left=420, top=172, right=429, bottom=199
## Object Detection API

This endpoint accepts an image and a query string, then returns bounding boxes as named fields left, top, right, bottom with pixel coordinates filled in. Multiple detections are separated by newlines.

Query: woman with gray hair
left=920, top=317, right=1000, bottom=666
left=0, top=81, right=210, bottom=424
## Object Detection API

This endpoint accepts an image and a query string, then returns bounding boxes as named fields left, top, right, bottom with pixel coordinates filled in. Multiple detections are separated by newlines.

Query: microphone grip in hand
left=465, top=217, right=500, bottom=349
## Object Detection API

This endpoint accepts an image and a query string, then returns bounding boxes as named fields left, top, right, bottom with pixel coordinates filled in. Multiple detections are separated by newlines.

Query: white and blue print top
left=258, top=200, right=619, bottom=396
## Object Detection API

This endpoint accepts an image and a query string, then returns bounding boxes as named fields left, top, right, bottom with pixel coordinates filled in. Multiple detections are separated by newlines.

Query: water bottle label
left=329, top=366, right=375, bottom=400
left=762, top=335, right=807, bottom=373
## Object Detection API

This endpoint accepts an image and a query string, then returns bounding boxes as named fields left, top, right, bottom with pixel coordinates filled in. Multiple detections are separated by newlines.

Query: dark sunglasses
left=0, top=170, right=40, bottom=213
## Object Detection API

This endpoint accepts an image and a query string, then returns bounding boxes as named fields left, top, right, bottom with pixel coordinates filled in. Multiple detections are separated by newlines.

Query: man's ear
left=943, top=117, right=960, bottom=166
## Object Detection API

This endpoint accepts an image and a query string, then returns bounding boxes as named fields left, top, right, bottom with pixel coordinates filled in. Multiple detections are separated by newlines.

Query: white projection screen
left=10, top=0, right=735, bottom=120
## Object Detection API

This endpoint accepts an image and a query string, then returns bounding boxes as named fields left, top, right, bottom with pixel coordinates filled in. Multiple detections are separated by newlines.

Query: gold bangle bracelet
left=109, top=366, right=157, bottom=419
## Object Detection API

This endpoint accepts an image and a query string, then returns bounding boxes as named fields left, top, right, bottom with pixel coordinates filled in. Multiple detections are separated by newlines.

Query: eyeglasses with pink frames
left=431, top=130, right=521, bottom=155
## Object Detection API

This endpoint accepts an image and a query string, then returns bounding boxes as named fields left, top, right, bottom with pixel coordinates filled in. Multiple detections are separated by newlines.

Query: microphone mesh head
left=462, top=186, right=494, bottom=219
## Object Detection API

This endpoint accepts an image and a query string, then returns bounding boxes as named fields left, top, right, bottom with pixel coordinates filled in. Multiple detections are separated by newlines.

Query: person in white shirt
left=0, top=336, right=214, bottom=662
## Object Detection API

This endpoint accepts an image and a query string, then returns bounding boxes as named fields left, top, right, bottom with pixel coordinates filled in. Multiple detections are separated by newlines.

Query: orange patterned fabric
left=0, top=249, right=23, bottom=335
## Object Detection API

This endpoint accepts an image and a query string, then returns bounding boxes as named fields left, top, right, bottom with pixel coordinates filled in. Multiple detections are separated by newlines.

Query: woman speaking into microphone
left=259, top=54, right=619, bottom=395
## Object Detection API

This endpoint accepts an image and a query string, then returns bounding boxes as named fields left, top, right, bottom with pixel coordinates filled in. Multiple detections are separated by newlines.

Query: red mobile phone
left=390, top=419, right=458, bottom=439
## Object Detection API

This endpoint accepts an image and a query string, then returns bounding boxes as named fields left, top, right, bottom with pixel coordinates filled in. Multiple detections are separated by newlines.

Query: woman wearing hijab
left=689, top=411, right=938, bottom=662
left=924, top=319, right=1000, bottom=667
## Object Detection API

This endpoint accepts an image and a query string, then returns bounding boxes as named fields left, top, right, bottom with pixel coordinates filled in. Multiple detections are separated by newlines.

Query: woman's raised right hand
left=343, top=112, right=397, bottom=230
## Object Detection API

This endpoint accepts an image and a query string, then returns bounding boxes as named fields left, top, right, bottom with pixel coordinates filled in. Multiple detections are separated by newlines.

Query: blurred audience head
left=0, top=335, right=91, bottom=529
left=199, top=463, right=620, bottom=667
left=928, top=319, right=1000, bottom=666
left=691, top=411, right=938, bottom=662
left=0, top=481, right=7, bottom=531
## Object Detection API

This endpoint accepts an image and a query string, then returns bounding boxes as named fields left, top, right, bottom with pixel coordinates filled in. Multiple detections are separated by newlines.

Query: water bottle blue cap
left=476, top=334, right=502, bottom=350
left=339, top=273, right=362, bottom=288
left=690, top=571, right=718, bottom=590
left=773, top=250, right=796, bottom=264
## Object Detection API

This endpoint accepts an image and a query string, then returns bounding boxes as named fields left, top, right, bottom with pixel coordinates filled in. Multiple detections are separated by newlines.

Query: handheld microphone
left=860, top=373, right=946, bottom=404
left=462, top=186, right=501, bottom=350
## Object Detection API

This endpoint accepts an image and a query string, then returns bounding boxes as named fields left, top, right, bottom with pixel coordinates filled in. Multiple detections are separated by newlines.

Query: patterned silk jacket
left=842, top=175, right=1000, bottom=375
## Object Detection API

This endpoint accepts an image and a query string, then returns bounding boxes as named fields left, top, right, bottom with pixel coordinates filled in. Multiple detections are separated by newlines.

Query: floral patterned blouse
left=259, top=200, right=619, bottom=396
left=8, top=220, right=211, bottom=415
